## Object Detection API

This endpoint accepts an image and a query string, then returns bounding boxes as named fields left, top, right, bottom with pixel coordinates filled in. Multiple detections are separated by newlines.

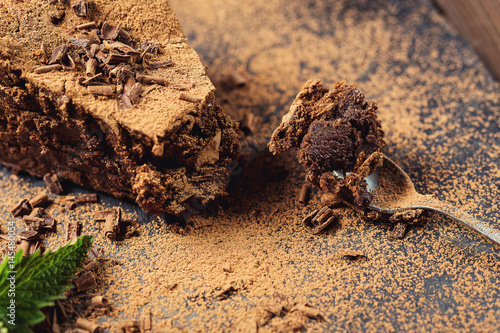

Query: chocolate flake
left=338, top=249, right=367, bottom=260
left=74, top=272, right=97, bottom=292
left=72, top=0, right=88, bottom=17
left=84, top=259, right=102, bottom=272
left=76, top=317, right=101, bottom=333
left=88, top=85, right=114, bottom=96
left=41, top=216, right=56, bottom=230
left=149, top=60, right=174, bottom=69
left=106, top=51, right=132, bottom=65
left=82, top=73, right=103, bottom=86
left=29, top=207, right=44, bottom=218
left=85, top=58, right=98, bottom=77
left=137, top=75, right=168, bottom=85
left=66, top=222, right=80, bottom=241
left=18, top=230, right=38, bottom=240
left=28, top=240, right=43, bottom=255
left=93, top=210, right=114, bottom=221
left=126, top=82, right=142, bottom=104
left=29, top=192, right=49, bottom=208
left=34, top=64, right=62, bottom=74
left=43, top=173, right=64, bottom=194
left=179, top=92, right=202, bottom=103
left=101, top=22, right=121, bottom=40
left=48, top=45, right=68, bottom=65
left=298, top=183, right=311, bottom=205
left=90, top=246, right=104, bottom=258
left=61, top=54, right=76, bottom=70
left=91, top=295, right=109, bottom=308
left=390, top=222, right=407, bottom=239
left=11, top=199, right=32, bottom=217
left=104, top=207, right=122, bottom=240
left=74, top=193, right=98, bottom=203
left=22, top=215, right=44, bottom=230
left=76, top=21, right=97, bottom=31
left=68, top=38, right=89, bottom=48
left=20, top=240, right=30, bottom=257
left=302, top=206, right=338, bottom=234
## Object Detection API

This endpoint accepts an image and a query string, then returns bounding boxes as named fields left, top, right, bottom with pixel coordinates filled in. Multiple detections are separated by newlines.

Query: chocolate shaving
left=41, top=216, right=56, bottom=230
left=91, top=296, right=109, bottom=308
left=29, top=192, right=49, bottom=208
left=302, top=206, right=338, bottom=234
left=298, top=183, right=311, bottom=205
left=11, top=199, right=32, bottom=217
left=88, top=29, right=101, bottom=45
left=90, top=246, right=104, bottom=258
left=74, top=272, right=97, bottom=292
left=116, top=93, right=133, bottom=110
left=29, top=207, right=44, bottom=218
left=93, top=210, right=114, bottom=221
left=61, top=54, right=76, bottom=70
left=86, top=59, right=98, bottom=77
left=107, top=41, right=140, bottom=55
left=390, top=222, right=407, bottom=239
left=18, top=230, right=38, bottom=240
left=338, top=249, right=367, bottom=260
left=34, top=64, right=62, bottom=74
left=28, top=241, right=43, bottom=255
left=149, top=60, right=174, bottom=69
left=82, top=73, right=103, bottom=86
left=179, top=92, right=202, bottom=103
left=22, top=216, right=44, bottom=230
left=48, top=45, right=68, bottom=65
left=68, top=38, right=89, bottom=48
left=74, top=193, right=98, bottom=203
left=141, top=41, right=159, bottom=54
left=104, top=207, right=122, bottom=240
left=83, top=259, right=102, bottom=272
left=136, top=75, right=168, bottom=85
left=126, top=82, right=142, bottom=104
left=72, top=0, right=88, bottom=17
left=20, top=240, right=30, bottom=257
left=66, top=222, right=80, bottom=241
left=106, top=51, right=132, bottom=64
left=76, top=21, right=97, bottom=31
left=88, top=85, right=114, bottom=96
left=43, top=173, right=64, bottom=194
left=101, top=22, right=121, bottom=40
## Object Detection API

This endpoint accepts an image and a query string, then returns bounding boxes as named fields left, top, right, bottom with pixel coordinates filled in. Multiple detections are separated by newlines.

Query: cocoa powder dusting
left=1, top=0, right=500, bottom=332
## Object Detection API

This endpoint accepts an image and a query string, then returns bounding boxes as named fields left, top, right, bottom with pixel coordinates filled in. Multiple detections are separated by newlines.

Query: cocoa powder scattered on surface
left=1, top=0, right=500, bottom=332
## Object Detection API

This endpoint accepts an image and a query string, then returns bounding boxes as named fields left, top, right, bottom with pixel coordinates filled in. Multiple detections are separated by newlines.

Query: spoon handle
left=413, top=198, right=500, bottom=246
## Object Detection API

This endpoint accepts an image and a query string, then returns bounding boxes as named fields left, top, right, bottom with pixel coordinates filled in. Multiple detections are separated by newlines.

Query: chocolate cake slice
left=0, top=0, right=239, bottom=215
left=269, top=80, right=386, bottom=208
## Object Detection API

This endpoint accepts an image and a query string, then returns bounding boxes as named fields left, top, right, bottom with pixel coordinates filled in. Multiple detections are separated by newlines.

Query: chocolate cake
left=0, top=0, right=240, bottom=215
left=269, top=80, right=385, bottom=208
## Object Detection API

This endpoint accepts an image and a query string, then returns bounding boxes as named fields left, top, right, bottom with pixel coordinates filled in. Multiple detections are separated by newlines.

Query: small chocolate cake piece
left=0, top=0, right=239, bottom=216
left=269, top=80, right=385, bottom=208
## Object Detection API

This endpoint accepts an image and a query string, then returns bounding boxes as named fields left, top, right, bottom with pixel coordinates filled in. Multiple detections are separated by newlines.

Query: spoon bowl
left=339, top=154, right=500, bottom=246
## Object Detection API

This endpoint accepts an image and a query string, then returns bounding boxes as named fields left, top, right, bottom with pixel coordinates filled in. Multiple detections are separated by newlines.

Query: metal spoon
left=336, top=154, right=500, bottom=245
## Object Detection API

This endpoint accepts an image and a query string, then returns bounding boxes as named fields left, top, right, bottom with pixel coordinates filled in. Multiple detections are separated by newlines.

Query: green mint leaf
left=0, top=235, right=93, bottom=333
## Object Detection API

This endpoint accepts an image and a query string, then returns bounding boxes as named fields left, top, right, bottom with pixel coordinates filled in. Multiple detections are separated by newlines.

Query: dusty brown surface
left=1, top=0, right=500, bottom=332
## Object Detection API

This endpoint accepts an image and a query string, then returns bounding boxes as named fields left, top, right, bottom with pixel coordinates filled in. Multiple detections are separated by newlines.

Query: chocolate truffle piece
left=0, top=0, right=239, bottom=216
left=269, top=79, right=385, bottom=208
